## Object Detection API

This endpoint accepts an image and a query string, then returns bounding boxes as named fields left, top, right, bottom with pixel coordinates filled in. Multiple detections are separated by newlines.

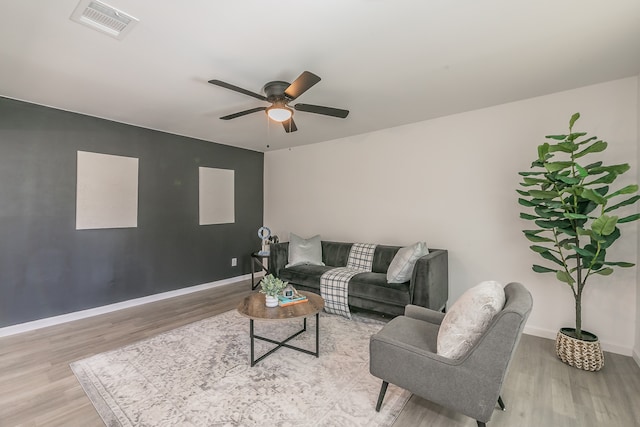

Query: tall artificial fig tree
left=517, top=113, right=640, bottom=340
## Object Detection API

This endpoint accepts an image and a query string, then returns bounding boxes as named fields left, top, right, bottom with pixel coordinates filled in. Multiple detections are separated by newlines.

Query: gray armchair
left=369, top=282, right=532, bottom=427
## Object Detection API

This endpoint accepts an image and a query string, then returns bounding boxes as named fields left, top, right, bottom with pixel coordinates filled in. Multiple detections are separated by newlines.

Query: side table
left=250, top=251, right=270, bottom=290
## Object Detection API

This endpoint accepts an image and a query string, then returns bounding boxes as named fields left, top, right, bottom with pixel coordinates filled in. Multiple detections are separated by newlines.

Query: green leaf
left=592, top=215, right=618, bottom=236
left=569, top=112, right=580, bottom=129
left=523, top=177, right=548, bottom=185
left=545, top=135, right=567, bottom=141
left=593, top=268, right=614, bottom=276
left=606, top=185, right=638, bottom=198
left=580, top=188, right=607, bottom=205
left=530, top=245, right=554, bottom=253
left=518, top=171, right=546, bottom=176
left=603, top=261, right=635, bottom=267
left=588, top=164, right=631, bottom=175
left=544, top=161, right=573, bottom=173
left=568, top=245, right=596, bottom=257
left=535, top=206, right=562, bottom=218
left=520, top=213, right=538, bottom=220
left=574, top=140, right=607, bottom=158
left=600, top=227, right=620, bottom=249
left=532, top=265, right=556, bottom=273
left=518, top=198, right=536, bottom=207
left=568, top=132, right=587, bottom=142
left=563, top=213, right=589, bottom=219
left=537, top=143, right=550, bottom=161
left=516, top=189, right=529, bottom=196
left=540, top=250, right=564, bottom=266
left=586, top=172, right=617, bottom=185
left=556, top=175, right=580, bottom=185
left=529, top=190, right=558, bottom=199
left=551, top=142, right=577, bottom=153
left=605, top=195, right=640, bottom=213
left=556, top=270, right=575, bottom=284
left=574, top=136, right=598, bottom=146
left=524, top=233, right=554, bottom=243
left=535, top=219, right=572, bottom=229
left=618, top=213, right=640, bottom=223
left=575, top=164, right=588, bottom=178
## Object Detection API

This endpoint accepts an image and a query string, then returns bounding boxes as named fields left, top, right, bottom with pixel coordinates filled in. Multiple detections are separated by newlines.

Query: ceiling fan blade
left=294, top=103, right=349, bottom=118
left=282, top=118, right=298, bottom=133
left=284, top=71, right=321, bottom=100
left=208, top=79, right=267, bottom=101
left=220, top=107, right=266, bottom=120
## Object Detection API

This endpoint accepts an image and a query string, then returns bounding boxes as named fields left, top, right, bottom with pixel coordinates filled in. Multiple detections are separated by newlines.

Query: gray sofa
left=268, top=241, right=448, bottom=317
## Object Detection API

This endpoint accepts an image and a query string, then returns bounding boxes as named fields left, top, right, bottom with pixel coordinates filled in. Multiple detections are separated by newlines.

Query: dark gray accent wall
left=0, top=97, right=264, bottom=327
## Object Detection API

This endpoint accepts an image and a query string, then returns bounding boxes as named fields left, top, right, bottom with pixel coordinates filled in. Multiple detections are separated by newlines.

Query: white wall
left=636, top=73, right=640, bottom=366
left=265, top=77, right=639, bottom=355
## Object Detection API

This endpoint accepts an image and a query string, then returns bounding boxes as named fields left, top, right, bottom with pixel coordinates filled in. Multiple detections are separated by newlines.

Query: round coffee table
left=237, top=291, right=324, bottom=366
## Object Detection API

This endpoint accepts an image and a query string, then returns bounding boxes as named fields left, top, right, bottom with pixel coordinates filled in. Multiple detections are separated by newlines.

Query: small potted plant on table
left=259, top=274, right=287, bottom=307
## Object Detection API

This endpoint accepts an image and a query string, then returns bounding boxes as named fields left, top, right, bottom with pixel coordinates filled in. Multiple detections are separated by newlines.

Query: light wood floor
left=1, top=281, right=638, bottom=427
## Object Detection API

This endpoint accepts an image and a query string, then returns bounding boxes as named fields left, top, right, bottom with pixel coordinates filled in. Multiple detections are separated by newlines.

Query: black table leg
left=249, top=314, right=320, bottom=366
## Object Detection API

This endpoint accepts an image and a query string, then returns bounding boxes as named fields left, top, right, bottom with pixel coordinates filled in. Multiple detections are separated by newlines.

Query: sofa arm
left=268, top=242, right=289, bottom=278
left=410, top=249, right=448, bottom=311
left=404, top=304, right=446, bottom=325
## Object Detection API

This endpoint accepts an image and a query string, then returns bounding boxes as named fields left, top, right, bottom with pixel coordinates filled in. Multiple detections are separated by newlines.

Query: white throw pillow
left=286, top=233, right=325, bottom=268
left=436, top=281, right=506, bottom=359
left=386, top=241, right=429, bottom=283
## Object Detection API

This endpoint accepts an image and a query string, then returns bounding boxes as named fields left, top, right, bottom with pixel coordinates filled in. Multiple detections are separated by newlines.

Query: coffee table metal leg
left=249, top=315, right=320, bottom=366
left=315, top=312, right=319, bottom=357
left=250, top=319, right=255, bottom=367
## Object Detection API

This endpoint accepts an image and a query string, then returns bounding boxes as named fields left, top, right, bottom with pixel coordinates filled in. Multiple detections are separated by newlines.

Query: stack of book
left=278, top=293, right=308, bottom=307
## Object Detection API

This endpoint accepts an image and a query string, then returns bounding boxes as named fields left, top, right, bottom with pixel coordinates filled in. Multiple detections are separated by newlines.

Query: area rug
left=70, top=310, right=409, bottom=426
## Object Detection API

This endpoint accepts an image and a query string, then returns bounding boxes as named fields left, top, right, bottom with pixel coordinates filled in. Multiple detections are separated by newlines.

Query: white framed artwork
left=76, top=151, right=139, bottom=230
left=199, top=167, right=235, bottom=225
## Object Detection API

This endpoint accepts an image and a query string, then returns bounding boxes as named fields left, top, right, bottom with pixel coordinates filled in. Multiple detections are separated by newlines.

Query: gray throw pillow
left=286, top=233, right=325, bottom=268
left=386, top=241, right=428, bottom=283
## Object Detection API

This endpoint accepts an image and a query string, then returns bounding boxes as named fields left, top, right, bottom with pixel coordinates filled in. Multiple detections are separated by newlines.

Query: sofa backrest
left=321, top=241, right=401, bottom=273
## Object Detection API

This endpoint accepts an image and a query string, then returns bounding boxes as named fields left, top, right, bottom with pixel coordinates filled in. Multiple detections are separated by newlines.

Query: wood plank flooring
left=1, top=281, right=638, bottom=427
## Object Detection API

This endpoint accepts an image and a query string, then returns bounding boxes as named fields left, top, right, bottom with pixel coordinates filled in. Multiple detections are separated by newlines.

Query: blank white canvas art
left=199, top=167, right=235, bottom=225
left=76, top=151, right=139, bottom=230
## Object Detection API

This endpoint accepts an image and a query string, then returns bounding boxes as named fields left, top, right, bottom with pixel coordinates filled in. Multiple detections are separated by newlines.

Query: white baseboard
left=0, top=273, right=259, bottom=338
left=524, top=325, right=633, bottom=357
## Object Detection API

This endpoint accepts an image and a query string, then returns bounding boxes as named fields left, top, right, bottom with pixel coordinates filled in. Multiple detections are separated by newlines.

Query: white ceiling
left=1, top=1, right=639, bottom=152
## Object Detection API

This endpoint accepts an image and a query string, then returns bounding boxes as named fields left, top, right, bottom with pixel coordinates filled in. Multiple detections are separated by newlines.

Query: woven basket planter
left=555, top=328, right=604, bottom=372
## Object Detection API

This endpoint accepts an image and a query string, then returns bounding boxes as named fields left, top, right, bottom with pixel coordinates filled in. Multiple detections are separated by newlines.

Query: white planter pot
left=265, top=295, right=278, bottom=307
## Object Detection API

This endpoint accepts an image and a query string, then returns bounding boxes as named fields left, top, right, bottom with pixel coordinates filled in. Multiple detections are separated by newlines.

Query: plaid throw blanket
left=321, top=243, right=377, bottom=319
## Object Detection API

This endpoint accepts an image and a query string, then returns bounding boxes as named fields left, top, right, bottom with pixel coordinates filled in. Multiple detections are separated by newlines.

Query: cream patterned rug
left=70, top=310, right=409, bottom=426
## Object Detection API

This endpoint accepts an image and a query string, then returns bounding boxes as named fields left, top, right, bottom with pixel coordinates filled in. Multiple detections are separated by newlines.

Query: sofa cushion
left=349, top=272, right=411, bottom=306
left=286, top=233, right=325, bottom=268
left=371, top=245, right=401, bottom=273
left=436, top=281, right=505, bottom=359
left=321, top=241, right=352, bottom=267
left=278, top=264, right=334, bottom=289
left=387, top=242, right=428, bottom=283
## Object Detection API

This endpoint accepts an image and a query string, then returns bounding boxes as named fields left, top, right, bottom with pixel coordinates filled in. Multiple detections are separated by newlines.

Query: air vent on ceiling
left=70, top=0, right=139, bottom=40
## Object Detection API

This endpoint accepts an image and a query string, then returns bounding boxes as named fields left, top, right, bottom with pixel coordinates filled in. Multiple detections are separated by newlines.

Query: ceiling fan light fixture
left=266, top=105, right=293, bottom=122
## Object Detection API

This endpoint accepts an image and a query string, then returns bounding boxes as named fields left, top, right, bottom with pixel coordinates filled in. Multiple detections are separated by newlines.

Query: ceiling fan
left=208, top=71, right=349, bottom=133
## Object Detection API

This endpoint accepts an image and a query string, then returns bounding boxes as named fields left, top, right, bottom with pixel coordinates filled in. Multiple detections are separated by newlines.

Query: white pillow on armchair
left=437, top=281, right=506, bottom=359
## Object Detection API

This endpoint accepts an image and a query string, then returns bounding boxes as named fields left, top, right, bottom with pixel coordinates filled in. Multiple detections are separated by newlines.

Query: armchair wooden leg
left=497, top=395, right=506, bottom=411
left=375, top=381, right=389, bottom=412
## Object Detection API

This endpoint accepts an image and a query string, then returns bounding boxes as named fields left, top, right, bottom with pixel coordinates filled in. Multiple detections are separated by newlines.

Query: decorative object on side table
left=259, top=274, right=288, bottom=307
left=517, top=112, right=639, bottom=371
left=258, top=226, right=272, bottom=255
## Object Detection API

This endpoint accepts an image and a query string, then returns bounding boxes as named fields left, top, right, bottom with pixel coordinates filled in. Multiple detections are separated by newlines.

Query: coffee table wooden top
left=237, top=291, right=324, bottom=321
